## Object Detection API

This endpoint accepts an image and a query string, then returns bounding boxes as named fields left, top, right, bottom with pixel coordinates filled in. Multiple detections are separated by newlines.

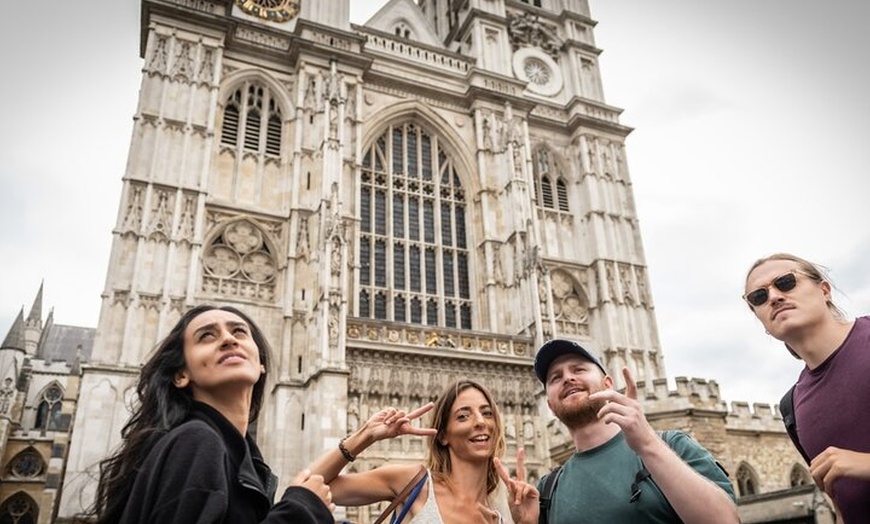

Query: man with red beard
left=532, top=339, right=737, bottom=523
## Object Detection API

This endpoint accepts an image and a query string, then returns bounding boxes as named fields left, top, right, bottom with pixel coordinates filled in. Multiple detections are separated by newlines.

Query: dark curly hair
left=89, top=304, right=271, bottom=523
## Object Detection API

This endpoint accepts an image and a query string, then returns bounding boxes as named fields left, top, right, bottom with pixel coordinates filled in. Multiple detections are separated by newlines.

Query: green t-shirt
left=537, top=431, right=735, bottom=523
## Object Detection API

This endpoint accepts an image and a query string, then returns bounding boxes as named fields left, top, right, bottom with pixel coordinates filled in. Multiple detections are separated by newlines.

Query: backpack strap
left=629, top=431, right=671, bottom=505
left=779, top=384, right=810, bottom=464
left=538, top=465, right=563, bottom=524
left=372, top=466, right=427, bottom=524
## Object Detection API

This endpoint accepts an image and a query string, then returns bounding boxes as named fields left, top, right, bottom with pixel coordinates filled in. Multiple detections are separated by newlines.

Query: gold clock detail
left=235, top=0, right=300, bottom=22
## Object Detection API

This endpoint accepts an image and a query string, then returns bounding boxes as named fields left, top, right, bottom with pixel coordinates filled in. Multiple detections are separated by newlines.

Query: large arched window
left=34, top=383, right=63, bottom=432
left=0, top=492, right=38, bottom=524
left=214, top=79, right=285, bottom=208
left=358, top=122, right=471, bottom=328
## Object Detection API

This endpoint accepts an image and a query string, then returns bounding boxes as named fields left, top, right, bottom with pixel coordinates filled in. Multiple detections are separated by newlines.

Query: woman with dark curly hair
left=89, top=304, right=334, bottom=524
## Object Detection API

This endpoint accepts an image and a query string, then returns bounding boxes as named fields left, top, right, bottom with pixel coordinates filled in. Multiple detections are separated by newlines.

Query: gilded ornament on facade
left=234, top=0, right=300, bottom=22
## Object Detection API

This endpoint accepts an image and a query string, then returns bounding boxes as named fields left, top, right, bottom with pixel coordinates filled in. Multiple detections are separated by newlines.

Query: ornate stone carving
left=171, top=40, right=194, bottom=82
left=549, top=269, right=590, bottom=337
left=148, top=35, right=169, bottom=75
left=323, top=66, right=345, bottom=107
left=176, top=195, right=196, bottom=241
left=122, top=185, right=144, bottom=234
left=584, top=135, right=598, bottom=174
left=605, top=262, right=616, bottom=303
left=619, top=263, right=635, bottom=304
left=328, top=308, right=339, bottom=348
left=507, top=12, right=563, bottom=59
left=197, top=47, right=216, bottom=85
left=113, top=290, right=131, bottom=307
left=347, top=348, right=539, bottom=408
left=636, top=266, right=649, bottom=306
left=297, top=216, right=310, bottom=262
left=482, top=112, right=494, bottom=151
left=146, top=189, right=173, bottom=241
left=345, top=84, right=357, bottom=121
left=303, top=74, right=318, bottom=111
left=234, top=27, right=291, bottom=51
left=0, top=377, right=14, bottom=414
left=202, top=219, right=278, bottom=302
left=139, top=293, right=161, bottom=310
left=492, top=242, right=505, bottom=286
left=501, top=115, right=523, bottom=150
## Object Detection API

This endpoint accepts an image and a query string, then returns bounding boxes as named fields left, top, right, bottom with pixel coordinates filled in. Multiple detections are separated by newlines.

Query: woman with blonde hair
left=309, top=378, right=537, bottom=523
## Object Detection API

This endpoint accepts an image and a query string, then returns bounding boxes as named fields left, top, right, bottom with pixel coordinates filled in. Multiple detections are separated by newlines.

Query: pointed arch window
left=359, top=122, right=472, bottom=329
left=34, top=383, right=63, bottom=432
left=736, top=463, right=758, bottom=497
left=220, top=83, right=283, bottom=157
left=533, top=148, right=570, bottom=212
left=0, top=492, right=38, bottom=524
left=789, top=464, right=811, bottom=487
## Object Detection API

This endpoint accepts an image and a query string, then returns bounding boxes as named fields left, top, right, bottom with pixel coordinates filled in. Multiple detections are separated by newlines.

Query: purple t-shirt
left=794, top=315, right=870, bottom=523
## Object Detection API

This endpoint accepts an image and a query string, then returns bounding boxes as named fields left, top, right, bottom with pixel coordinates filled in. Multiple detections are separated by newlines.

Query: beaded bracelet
left=338, top=436, right=356, bottom=462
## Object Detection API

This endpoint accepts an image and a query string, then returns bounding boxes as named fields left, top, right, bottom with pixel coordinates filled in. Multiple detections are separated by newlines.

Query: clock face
left=235, top=0, right=301, bottom=22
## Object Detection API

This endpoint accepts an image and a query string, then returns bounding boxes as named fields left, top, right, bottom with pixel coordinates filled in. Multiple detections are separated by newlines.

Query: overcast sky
left=1, top=1, right=867, bottom=408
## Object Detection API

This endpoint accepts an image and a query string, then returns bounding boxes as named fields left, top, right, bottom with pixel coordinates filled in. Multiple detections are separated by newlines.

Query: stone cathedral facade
left=0, top=1, right=834, bottom=523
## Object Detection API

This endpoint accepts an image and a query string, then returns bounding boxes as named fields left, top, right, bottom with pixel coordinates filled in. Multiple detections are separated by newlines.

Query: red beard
left=551, top=380, right=608, bottom=428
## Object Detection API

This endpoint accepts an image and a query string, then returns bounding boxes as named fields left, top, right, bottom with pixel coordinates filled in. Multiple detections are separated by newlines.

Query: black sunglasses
left=743, top=272, right=802, bottom=307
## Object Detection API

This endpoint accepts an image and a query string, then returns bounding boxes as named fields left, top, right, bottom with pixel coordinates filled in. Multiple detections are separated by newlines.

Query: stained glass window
left=34, top=384, right=63, bottom=432
left=358, top=122, right=472, bottom=327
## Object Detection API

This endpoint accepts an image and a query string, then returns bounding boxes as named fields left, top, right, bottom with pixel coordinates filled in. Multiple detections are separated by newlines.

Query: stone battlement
left=725, top=400, right=785, bottom=433
left=634, top=377, right=787, bottom=433
left=636, top=376, right=727, bottom=412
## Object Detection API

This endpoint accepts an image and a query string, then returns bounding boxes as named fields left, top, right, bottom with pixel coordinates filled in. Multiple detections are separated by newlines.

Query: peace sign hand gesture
left=494, top=448, right=539, bottom=524
left=362, top=403, right=438, bottom=443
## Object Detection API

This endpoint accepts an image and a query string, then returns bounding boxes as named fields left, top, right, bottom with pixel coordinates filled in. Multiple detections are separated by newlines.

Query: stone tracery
left=202, top=218, right=278, bottom=301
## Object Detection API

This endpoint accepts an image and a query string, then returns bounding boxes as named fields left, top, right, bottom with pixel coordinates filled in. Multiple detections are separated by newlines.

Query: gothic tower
left=58, top=0, right=664, bottom=520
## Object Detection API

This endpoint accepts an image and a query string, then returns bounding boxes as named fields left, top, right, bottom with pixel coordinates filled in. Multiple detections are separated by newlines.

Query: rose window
left=10, top=450, right=44, bottom=478
left=524, top=58, right=551, bottom=86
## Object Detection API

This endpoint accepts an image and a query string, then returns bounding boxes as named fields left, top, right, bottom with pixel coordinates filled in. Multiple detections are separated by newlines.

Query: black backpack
left=779, top=385, right=810, bottom=464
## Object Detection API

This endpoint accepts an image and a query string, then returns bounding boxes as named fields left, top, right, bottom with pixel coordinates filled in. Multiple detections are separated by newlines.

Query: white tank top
left=406, top=471, right=444, bottom=524
left=405, top=471, right=508, bottom=524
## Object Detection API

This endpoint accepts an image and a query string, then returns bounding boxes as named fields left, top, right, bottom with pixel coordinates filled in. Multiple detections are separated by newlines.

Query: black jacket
left=118, top=402, right=333, bottom=524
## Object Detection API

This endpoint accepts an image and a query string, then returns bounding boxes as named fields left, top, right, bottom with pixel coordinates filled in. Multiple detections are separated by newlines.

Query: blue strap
left=391, top=472, right=428, bottom=524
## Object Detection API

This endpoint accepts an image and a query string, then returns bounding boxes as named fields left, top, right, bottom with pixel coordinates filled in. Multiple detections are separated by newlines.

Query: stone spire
left=25, top=281, right=43, bottom=330
left=1, top=309, right=26, bottom=350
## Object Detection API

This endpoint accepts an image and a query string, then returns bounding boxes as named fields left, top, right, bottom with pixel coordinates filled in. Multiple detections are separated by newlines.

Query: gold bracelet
left=338, top=436, right=356, bottom=462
